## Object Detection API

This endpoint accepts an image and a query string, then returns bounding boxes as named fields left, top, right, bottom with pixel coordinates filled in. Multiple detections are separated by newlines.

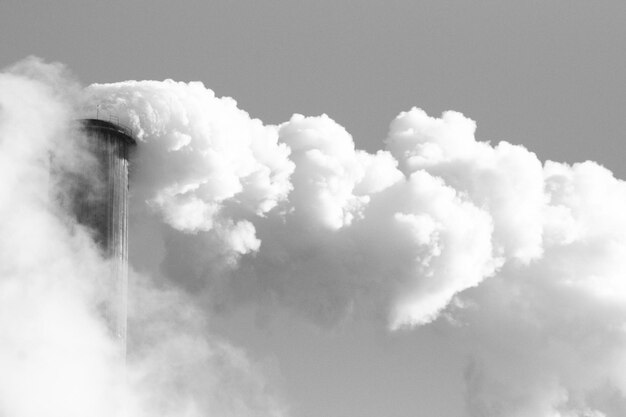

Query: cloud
left=4, top=56, right=626, bottom=416
left=83, top=84, right=502, bottom=328
left=445, top=160, right=626, bottom=416
left=84, top=80, right=626, bottom=415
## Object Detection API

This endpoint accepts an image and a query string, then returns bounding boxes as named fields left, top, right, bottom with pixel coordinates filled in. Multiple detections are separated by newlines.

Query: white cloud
left=4, top=56, right=626, bottom=417
left=0, top=59, right=287, bottom=417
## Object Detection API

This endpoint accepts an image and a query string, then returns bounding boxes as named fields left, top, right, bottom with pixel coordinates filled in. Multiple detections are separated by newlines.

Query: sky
left=2, top=2, right=626, bottom=417
left=2, top=1, right=626, bottom=174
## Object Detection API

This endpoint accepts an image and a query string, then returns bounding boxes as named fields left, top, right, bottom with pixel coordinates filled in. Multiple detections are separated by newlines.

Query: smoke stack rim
left=79, top=118, right=137, bottom=146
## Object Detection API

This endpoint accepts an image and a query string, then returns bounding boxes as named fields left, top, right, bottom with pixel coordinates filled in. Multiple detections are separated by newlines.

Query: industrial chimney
left=75, top=118, right=135, bottom=354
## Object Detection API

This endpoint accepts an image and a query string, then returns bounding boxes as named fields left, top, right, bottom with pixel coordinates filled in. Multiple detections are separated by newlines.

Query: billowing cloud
left=84, top=79, right=626, bottom=416
left=83, top=84, right=502, bottom=328
left=452, top=160, right=626, bottom=417
left=3, top=56, right=626, bottom=417
left=0, top=58, right=287, bottom=417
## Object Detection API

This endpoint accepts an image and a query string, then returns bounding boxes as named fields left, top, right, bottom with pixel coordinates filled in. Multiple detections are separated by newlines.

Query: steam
left=85, top=79, right=626, bottom=416
left=2, top=56, right=626, bottom=416
left=0, top=58, right=125, bottom=417
left=83, top=83, right=502, bottom=328
left=0, top=58, right=286, bottom=417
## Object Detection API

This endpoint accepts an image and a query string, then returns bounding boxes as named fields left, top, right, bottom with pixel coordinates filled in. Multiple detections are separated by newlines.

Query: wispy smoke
left=0, top=58, right=286, bottom=417
left=2, top=56, right=626, bottom=416
left=0, top=58, right=125, bottom=417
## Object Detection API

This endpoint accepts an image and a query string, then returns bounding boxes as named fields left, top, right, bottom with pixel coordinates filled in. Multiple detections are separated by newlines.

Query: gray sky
left=2, top=1, right=626, bottom=174
left=3, top=2, right=626, bottom=417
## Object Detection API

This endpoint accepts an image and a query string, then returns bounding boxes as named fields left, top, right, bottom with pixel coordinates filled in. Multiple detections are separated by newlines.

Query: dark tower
left=77, top=118, right=135, bottom=354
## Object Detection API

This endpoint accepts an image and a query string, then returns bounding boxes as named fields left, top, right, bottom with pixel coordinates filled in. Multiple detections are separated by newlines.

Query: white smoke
left=85, top=79, right=626, bottom=416
left=454, top=160, right=626, bottom=417
left=0, top=58, right=126, bottom=417
left=83, top=85, right=501, bottom=328
left=3, top=56, right=626, bottom=416
left=0, top=57, right=287, bottom=417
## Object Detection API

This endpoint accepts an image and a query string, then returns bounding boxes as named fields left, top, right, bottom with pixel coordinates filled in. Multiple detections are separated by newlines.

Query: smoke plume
left=0, top=57, right=286, bottom=417
left=2, top=56, right=626, bottom=416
